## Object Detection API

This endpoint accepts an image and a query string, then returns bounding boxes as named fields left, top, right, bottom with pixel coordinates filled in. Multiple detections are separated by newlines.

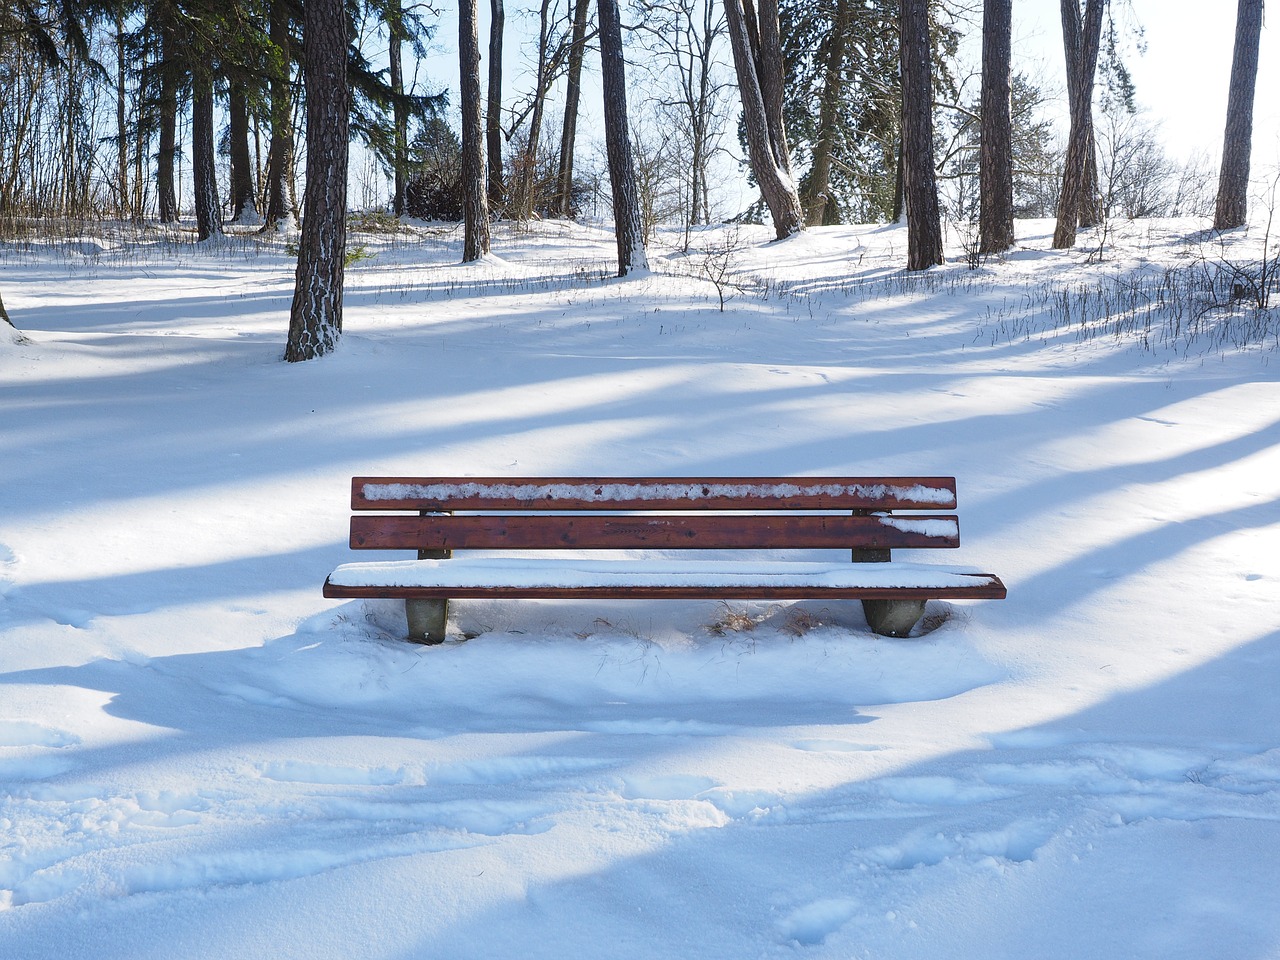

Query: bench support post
left=852, top=512, right=926, bottom=638
left=860, top=598, right=928, bottom=638
left=406, top=598, right=449, bottom=644
left=407, top=515, right=451, bottom=644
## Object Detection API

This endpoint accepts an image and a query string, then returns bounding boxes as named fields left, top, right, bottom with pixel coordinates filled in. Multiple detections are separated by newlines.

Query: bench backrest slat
left=350, top=513, right=960, bottom=552
left=351, top=477, right=958, bottom=512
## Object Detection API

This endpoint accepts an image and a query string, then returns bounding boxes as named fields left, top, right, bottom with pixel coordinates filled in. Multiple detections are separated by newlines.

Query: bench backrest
left=346, top=477, right=962, bottom=553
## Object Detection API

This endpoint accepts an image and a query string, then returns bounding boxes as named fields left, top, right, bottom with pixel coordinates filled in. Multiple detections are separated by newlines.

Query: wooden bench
left=322, top=476, right=1006, bottom=643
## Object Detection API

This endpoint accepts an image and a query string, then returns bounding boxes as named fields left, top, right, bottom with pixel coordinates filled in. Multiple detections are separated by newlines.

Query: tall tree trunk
left=263, top=0, right=297, bottom=231
left=803, top=0, right=851, bottom=226
left=486, top=0, right=506, bottom=208
left=388, top=0, right=408, bottom=217
left=156, top=27, right=179, bottom=224
left=460, top=0, right=491, bottom=260
left=191, top=71, right=222, bottom=240
left=899, top=0, right=943, bottom=269
left=555, top=0, right=591, bottom=218
left=1059, top=0, right=1100, bottom=228
left=1053, top=0, right=1104, bottom=249
left=723, top=0, right=804, bottom=239
left=228, top=81, right=260, bottom=224
left=598, top=0, right=648, bottom=274
left=1214, top=0, right=1264, bottom=231
left=286, top=0, right=349, bottom=362
left=115, top=13, right=129, bottom=220
left=978, top=0, right=1014, bottom=254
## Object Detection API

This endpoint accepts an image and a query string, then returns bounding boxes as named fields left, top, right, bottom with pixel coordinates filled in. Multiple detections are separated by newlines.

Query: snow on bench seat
left=325, top=557, right=1005, bottom=598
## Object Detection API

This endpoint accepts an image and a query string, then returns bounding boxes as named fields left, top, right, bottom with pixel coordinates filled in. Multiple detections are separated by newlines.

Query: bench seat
left=325, top=557, right=1006, bottom=599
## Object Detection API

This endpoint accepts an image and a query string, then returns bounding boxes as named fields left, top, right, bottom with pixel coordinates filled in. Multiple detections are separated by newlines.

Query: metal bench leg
left=861, top=598, right=927, bottom=638
left=406, top=598, right=448, bottom=644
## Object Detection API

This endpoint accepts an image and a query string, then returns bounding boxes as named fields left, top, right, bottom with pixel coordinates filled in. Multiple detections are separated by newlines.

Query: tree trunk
left=229, top=82, right=260, bottom=224
left=1059, top=0, right=1101, bottom=228
left=388, top=0, right=408, bottom=217
left=156, top=26, right=179, bottom=224
left=1214, top=0, right=1264, bottom=231
left=723, top=0, right=804, bottom=239
left=285, top=0, right=349, bottom=362
left=899, top=0, right=943, bottom=269
left=555, top=0, right=592, bottom=218
left=115, top=13, right=129, bottom=220
left=191, top=71, right=222, bottom=241
left=598, top=0, right=649, bottom=274
left=460, top=0, right=491, bottom=260
left=1053, top=0, right=1104, bottom=249
left=978, top=0, right=1014, bottom=254
left=263, top=0, right=297, bottom=231
left=486, top=0, right=506, bottom=208
left=803, top=0, right=851, bottom=226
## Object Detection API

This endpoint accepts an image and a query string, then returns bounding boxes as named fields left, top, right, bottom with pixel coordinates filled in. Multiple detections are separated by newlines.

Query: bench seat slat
left=351, top=476, right=959, bottom=512
left=324, top=558, right=1007, bottom=600
left=350, top=514, right=961, bottom=551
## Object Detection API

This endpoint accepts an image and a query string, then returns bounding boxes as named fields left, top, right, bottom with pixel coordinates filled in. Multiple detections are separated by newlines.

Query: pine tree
left=978, top=0, right=1014, bottom=254
left=1214, top=0, right=1264, bottom=230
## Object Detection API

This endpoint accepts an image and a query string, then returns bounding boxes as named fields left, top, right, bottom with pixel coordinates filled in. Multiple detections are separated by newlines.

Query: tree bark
left=554, top=0, right=592, bottom=218
left=285, top=0, right=349, bottom=362
left=1214, top=0, right=1264, bottom=231
left=598, top=0, right=649, bottom=274
left=803, top=0, right=851, bottom=226
left=156, top=25, right=179, bottom=224
left=460, top=0, right=491, bottom=260
left=263, top=0, right=297, bottom=231
left=486, top=0, right=506, bottom=208
left=228, top=81, right=260, bottom=224
left=387, top=0, right=408, bottom=217
left=723, top=0, right=804, bottom=238
left=1053, top=0, right=1104, bottom=249
left=191, top=71, right=222, bottom=241
left=978, top=0, right=1014, bottom=254
left=115, top=13, right=130, bottom=220
left=899, top=0, right=943, bottom=269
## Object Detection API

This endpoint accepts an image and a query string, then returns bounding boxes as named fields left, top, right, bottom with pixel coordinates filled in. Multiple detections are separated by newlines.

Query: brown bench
left=322, top=476, right=1006, bottom=643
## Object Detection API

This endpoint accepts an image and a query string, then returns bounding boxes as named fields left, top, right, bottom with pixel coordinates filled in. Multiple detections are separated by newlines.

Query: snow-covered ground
left=1, top=217, right=1278, bottom=958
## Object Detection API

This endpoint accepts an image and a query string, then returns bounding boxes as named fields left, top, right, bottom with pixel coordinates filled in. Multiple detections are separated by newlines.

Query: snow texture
left=1, top=217, right=1278, bottom=959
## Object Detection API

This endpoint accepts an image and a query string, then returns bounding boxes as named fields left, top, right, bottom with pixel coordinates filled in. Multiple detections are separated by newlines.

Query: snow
left=1, top=217, right=1279, bottom=958
left=325, top=557, right=999, bottom=591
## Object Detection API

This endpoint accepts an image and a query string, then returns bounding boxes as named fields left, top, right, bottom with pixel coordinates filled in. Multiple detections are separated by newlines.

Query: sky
left=1013, top=0, right=1279, bottom=165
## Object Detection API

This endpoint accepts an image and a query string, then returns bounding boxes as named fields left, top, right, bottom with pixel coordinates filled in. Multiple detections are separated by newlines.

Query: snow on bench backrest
left=351, top=477, right=959, bottom=512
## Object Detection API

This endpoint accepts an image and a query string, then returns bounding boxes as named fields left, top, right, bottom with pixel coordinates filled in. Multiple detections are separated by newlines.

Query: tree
left=459, top=0, right=490, bottom=260
left=597, top=0, right=648, bottom=273
left=1052, top=0, right=1104, bottom=249
left=262, top=0, right=297, bottom=230
left=632, top=0, right=732, bottom=233
left=486, top=0, right=505, bottom=207
left=1214, top=0, right=1264, bottom=231
left=799, top=0, right=850, bottom=226
left=386, top=0, right=409, bottom=216
left=227, top=79, right=260, bottom=224
left=553, top=0, right=592, bottom=218
left=285, top=0, right=348, bottom=362
left=899, top=0, right=943, bottom=269
left=723, top=0, right=804, bottom=238
left=978, top=0, right=1014, bottom=253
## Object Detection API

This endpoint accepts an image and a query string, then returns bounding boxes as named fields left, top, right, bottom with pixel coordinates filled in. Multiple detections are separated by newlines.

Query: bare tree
left=285, top=0, right=349, bottom=362
left=632, top=0, right=732, bottom=234
left=598, top=0, right=648, bottom=273
left=460, top=0, right=491, bottom=260
left=723, top=0, right=804, bottom=239
left=899, top=0, right=943, bottom=269
left=1214, top=0, right=1264, bottom=230
left=487, top=0, right=506, bottom=207
left=979, top=0, right=1014, bottom=254
left=1052, top=0, right=1104, bottom=249
left=553, top=0, right=592, bottom=217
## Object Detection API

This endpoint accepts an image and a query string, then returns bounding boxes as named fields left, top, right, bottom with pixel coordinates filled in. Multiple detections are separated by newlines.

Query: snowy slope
left=1, top=218, right=1278, bottom=959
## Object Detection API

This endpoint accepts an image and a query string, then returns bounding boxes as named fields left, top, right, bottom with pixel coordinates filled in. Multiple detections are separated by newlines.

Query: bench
left=322, top=476, right=1006, bottom=643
